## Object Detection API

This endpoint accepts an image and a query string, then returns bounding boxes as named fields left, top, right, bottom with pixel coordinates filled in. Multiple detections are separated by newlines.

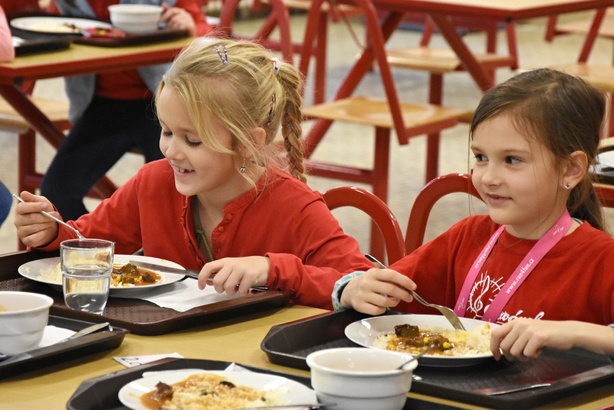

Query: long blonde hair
left=157, top=38, right=306, bottom=183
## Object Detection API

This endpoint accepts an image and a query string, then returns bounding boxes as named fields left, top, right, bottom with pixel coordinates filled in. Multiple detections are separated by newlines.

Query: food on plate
left=373, top=322, right=492, bottom=356
left=25, top=21, right=81, bottom=33
left=38, top=262, right=161, bottom=287
left=140, top=372, right=286, bottom=410
left=111, top=263, right=161, bottom=287
left=0, top=304, right=7, bottom=312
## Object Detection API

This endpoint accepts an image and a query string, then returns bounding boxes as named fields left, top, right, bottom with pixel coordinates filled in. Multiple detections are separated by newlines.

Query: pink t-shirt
left=0, top=7, right=14, bottom=63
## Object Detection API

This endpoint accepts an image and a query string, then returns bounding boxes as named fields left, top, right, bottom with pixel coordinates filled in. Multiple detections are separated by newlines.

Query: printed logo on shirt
left=467, top=270, right=504, bottom=318
left=467, top=270, right=546, bottom=324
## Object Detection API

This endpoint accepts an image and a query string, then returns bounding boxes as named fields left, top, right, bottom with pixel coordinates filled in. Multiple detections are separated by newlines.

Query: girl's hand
left=160, top=4, right=197, bottom=36
left=340, top=268, right=416, bottom=315
left=13, top=191, right=59, bottom=248
left=490, top=318, right=577, bottom=362
left=197, top=256, right=270, bottom=296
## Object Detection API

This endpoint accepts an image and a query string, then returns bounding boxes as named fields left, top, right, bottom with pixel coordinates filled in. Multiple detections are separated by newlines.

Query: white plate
left=10, top=16, right=112, bottom=34
left=118, top=369, right=317, bottom=409
left=18, top=254, right=186, bottom=295
left=345, top=314, right=498, bottom=367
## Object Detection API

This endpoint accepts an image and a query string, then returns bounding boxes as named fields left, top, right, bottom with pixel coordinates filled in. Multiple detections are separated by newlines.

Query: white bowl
left=0, top=291, right=53, bottom=355
left=108, top=4, right=163, bottom=34
left=306, top=347, right=418, bottom=410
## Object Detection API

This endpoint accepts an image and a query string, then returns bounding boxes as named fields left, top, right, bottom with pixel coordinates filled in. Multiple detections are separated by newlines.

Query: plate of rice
left=345, top=314, right=498, bottom=367
left=18, top=254, right=186, bottom=295
left=118, top=369, right=317, bottom=409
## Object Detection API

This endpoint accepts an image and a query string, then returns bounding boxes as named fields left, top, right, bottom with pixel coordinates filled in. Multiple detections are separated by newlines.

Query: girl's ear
left=562, top=150, right=588, bottom=190
left=244, top=127, right=266, bottom=159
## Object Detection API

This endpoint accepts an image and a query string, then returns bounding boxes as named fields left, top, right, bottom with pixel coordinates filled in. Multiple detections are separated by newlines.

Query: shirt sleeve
left=264, top=198, right=374, bottom=310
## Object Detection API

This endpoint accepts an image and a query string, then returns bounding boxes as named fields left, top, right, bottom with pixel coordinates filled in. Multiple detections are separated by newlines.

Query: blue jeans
left=40, top=96, right=163, bottom=221
left=0, top=181, right=11, bottom=227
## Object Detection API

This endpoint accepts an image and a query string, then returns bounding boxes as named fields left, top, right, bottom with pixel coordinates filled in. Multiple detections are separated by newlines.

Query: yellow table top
left=1, top=304, right=613, bottom=409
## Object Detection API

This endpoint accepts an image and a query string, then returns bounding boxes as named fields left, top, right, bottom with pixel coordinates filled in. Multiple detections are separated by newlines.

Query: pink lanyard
left=454, top=210, right=573, bottom=322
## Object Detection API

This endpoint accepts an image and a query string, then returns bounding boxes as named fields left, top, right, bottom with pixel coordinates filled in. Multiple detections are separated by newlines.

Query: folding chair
left=322, top=185, right=404, bottom=264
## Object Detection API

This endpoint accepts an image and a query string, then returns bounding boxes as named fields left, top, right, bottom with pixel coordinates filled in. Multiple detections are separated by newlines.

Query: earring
left=240, top=158, right=246, bottom=173
left=564, top=183, right=571, bottom=190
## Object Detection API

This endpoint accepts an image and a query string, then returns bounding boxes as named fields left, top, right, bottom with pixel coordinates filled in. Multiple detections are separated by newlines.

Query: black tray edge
left=0, top=315, right=129, bottom=380
left=260, top=309, right=614, bottom=409
left=66, top=358, right=313, bottom=410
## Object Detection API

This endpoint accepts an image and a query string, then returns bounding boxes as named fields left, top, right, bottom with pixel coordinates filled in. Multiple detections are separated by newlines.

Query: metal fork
left=13, top=194, right=86, bottom=240
left=365, top=254, right=466, bottom=331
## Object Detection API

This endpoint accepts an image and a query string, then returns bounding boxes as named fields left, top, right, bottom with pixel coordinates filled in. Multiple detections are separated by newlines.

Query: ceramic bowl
left=306, top=347, right=418, bottom=410
left=108, top=4, right=163, bottom=34
left=0, top=291, right=53, bottom=355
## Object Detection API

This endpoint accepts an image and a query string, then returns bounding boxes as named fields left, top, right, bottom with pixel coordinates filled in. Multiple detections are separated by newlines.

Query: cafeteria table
left=0, top=36, right=194, bottom=198
left=1, top=305, right=613, bottom=409
left=0, top=248, right=613, bottom=409
left=299, top=0, right=614, bottom=156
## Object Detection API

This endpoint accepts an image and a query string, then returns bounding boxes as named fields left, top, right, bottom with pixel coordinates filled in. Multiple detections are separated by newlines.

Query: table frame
left=298, top=0, right=614, bottom=156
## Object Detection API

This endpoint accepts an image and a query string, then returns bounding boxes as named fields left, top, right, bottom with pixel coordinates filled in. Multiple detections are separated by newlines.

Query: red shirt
left=41, top=160, right=373, bottom=309
left=49, top=0, right=212, bottom=100
left=389, top=215, right=614, bottom=325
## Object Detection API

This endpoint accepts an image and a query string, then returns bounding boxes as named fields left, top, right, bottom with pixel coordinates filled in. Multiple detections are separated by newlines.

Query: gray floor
left=1, top=11, right=613, bottom=254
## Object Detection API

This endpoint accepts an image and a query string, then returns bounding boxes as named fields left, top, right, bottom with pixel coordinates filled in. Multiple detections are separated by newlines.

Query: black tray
left=9, top=11, right=188, bottom=48
left=0, top=315, right=128, bottom=380
left=1, top=251, right=292, bottom=336
left=66, top=358, right=455, bottom=410
left=13, top=37, right=71, bottom=56
left=261, top=309, right=614, bottom=409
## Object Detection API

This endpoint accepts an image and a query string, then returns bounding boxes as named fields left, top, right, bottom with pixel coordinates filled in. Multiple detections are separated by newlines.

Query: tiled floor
left=1, top=11, right=613, bottom=255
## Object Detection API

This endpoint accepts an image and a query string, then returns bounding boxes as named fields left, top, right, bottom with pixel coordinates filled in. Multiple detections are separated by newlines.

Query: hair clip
left=271, top=57, right=280, bottom=74
left=266, top=94, right=277, bottom=125
left=214, top=45, right=228, bottom=65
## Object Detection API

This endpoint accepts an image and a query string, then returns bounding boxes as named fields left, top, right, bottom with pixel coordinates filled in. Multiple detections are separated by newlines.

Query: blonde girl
left=14, top=39, right=372, bottom=309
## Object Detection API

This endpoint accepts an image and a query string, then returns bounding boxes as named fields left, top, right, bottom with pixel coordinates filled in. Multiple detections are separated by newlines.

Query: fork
left=13, top=194, right=86, bottom=240
left=365, top=254, right=467, bottom=331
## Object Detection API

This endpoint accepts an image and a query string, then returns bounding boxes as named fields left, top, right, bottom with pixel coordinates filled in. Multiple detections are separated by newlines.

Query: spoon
left=397, top=344, right=435, bottom=370
left=13, top=194, right=86, bottom=240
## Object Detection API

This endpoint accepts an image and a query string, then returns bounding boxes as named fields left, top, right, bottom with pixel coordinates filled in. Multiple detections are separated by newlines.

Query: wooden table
left=0, top=249, right=613, bottom=409
left=1, top=304, right=613, bottom=409
left=300, top=0, right=614, bottom=156
left=0, top=37, right=193, bottom=198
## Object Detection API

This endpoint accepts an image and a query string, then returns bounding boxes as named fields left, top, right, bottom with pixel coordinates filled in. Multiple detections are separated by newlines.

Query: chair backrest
left=405, top=173, right=481, bottom=253
left=322, top=186, right=405, bottom=264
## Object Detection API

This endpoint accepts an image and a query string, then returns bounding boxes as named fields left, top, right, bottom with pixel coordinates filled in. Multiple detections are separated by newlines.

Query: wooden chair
left=405, top=173, right=480, bottom=253
left=322, top=185, right=404, bottom=264
left=386, top=16, right=518, bottom=118
left=404, top=172, right=614, bottom=254
left=303, top=96, right=466, bottom=203
left=544, top=8, right=614, bottom=48
left=541, top=9, right=614, bottom=137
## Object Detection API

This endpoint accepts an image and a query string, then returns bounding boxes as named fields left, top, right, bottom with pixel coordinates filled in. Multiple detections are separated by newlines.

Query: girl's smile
left=471, top=113, right=568, bottom=239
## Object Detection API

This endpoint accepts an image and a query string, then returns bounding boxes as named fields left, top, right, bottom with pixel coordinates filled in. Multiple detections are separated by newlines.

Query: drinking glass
left=60, top=239, right=114, bottom=315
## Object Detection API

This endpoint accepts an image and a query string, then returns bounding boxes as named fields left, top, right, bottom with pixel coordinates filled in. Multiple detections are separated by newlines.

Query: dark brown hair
left=470, top=68, right=606, bottom=231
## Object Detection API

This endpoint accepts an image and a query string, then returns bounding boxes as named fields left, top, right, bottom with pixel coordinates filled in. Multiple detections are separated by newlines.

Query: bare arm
left=490, top=318, right=614, bottom=361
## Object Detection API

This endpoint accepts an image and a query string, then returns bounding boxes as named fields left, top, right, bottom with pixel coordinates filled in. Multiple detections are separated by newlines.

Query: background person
left=40, top=0, right=212, bottom=221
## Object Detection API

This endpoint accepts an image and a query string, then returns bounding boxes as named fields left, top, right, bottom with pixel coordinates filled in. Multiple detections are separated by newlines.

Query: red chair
left=405, top=173, right=481, bottom=254
left=405, top=173, right=614, bottom=254
left=322, top=186, right=405, bottom=265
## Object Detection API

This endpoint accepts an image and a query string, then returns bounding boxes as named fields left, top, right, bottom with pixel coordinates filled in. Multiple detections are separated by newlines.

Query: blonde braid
left=278, top=64, right=307, bottom=183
